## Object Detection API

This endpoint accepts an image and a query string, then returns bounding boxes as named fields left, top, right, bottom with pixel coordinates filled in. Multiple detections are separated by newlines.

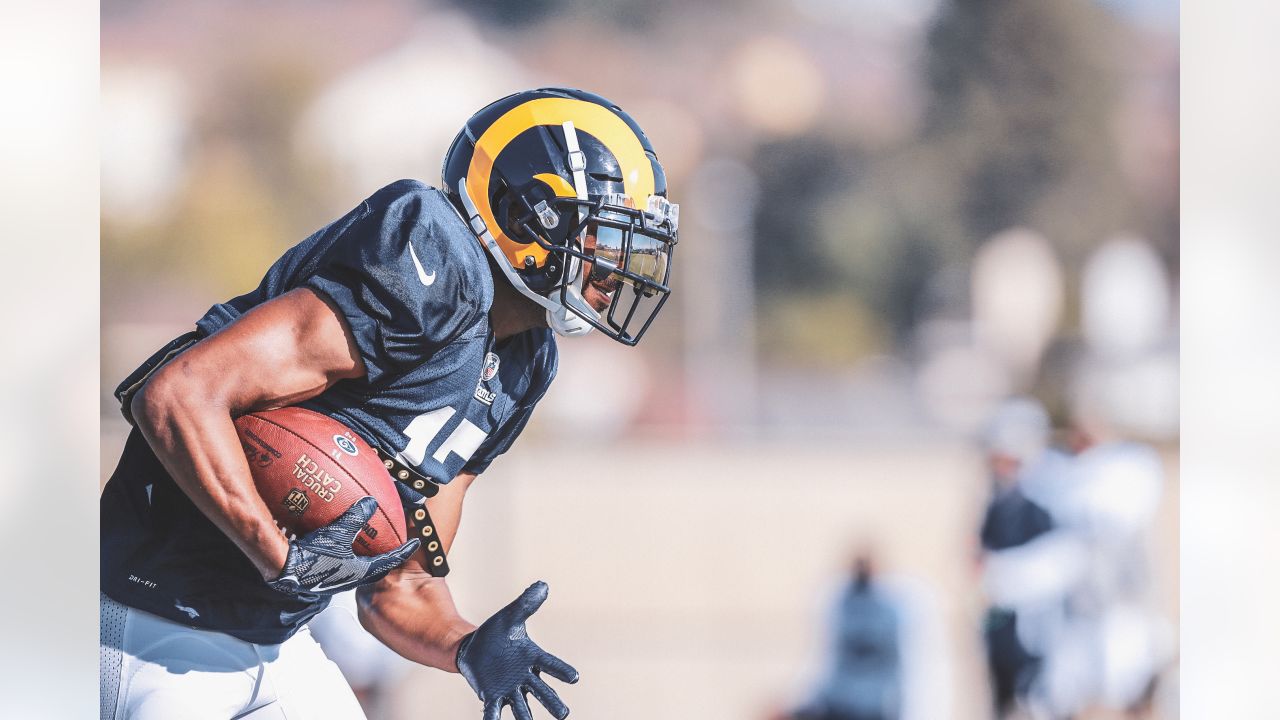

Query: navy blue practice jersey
left=101, top=180, right=558, bottom=644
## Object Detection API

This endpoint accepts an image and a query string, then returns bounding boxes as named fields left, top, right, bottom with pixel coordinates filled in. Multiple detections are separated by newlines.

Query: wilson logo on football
left=241, top=429, right=281, bottom=467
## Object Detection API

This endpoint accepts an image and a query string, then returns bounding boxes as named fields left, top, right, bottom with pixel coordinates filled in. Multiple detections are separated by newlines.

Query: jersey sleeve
left=304, top=181, right=493, bottom=384
left=463, top=331, right=559, bottom=475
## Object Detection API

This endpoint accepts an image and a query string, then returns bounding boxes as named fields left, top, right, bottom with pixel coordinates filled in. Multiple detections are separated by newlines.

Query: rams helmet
left=442, top=87, right=679, bottom=346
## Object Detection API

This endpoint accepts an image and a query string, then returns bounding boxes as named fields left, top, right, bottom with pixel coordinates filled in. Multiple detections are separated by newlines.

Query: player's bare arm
left=359, top=466, right=579, bottom=719
left=130, top=287, right=367, bottom=578
left=357, top=470, right=478, bottom=671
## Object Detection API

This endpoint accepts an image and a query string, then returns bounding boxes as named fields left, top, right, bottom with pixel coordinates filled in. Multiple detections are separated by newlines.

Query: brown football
left=234, top=406, right=406, bottom=556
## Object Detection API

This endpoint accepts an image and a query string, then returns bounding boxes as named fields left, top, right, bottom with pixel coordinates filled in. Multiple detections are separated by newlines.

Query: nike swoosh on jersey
left=408, top=242, right=437, bottom=286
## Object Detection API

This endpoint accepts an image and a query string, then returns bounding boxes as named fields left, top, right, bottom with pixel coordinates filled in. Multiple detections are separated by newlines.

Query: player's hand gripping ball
left=234, top=406, right=407, bottom=555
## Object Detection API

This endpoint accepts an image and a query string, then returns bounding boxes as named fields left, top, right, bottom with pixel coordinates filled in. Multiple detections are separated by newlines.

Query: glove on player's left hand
left=457, top=581, right=579, bottom=720
left=267, top=497, right=420, bottom=597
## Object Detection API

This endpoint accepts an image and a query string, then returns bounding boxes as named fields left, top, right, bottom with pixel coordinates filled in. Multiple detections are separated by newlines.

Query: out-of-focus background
left=101, top=1, right=1179, bottom=718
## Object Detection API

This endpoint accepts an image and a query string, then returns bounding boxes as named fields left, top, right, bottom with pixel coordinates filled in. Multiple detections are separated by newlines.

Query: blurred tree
left=750, top=136, right=899, bottom=365
left=752, top=136, right=861, bottom=297
left=919, top=0, right=1130, bottom=264
left=441, top=0, right=683, bottom=29
left=748, top=0, right=1141, bottom=365
left=816, top=181, right=954, bottom=349
left=440, top=0, right=566, bottom=28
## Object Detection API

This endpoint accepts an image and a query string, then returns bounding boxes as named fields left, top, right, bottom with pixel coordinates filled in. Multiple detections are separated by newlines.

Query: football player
left=100, top=87, right=679, bottom=719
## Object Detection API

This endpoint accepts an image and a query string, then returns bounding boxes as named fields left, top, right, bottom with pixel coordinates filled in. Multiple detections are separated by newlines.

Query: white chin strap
left=545, top=299, right=594, bottom=337
left=455, top=177, right=597, bottom=338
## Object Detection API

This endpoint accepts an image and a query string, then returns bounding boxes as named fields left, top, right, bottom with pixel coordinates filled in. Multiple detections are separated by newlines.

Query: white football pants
left=100, top=593, right=367, bottom=719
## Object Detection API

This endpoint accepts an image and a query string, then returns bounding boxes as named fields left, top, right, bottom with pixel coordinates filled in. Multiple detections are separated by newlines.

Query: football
left=234, top=406, right=406, bottom=556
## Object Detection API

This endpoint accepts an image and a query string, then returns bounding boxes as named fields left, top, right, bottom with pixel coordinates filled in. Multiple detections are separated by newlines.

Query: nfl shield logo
left=481, top=352, right=500, bottom=382
left=283, top=489, right=310, bottom=516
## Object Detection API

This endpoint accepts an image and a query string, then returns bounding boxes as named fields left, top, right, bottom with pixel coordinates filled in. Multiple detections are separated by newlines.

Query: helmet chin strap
left=455, top=179, right=596, bottom=338
left=552, top=120, right=602, bottom=334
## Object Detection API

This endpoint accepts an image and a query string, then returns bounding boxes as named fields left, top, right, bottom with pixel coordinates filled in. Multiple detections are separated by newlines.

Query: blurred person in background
left=1020, top=388, right=1172, bottom=719
left=977, top=390, right=1174, bottom=719
left=99, top=87, right=680, bottom=720
left=975, top=397, right=1074, bottom=719
left=790, top=547, right=950, bottom=720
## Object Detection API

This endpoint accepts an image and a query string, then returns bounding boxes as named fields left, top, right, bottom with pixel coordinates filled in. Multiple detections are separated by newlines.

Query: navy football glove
left=457, top=581, right=579, bottom=720
left=267, top=496, right=420, bottom=597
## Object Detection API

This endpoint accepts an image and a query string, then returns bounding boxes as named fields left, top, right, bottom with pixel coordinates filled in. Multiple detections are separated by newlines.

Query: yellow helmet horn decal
left=532, top=172, right=577, bottom=199
left=466, top=97, right=656, bottom=269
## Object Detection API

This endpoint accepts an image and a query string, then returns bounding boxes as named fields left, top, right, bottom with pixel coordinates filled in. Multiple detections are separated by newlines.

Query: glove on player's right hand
left=267, top=497, right=419, bottom=597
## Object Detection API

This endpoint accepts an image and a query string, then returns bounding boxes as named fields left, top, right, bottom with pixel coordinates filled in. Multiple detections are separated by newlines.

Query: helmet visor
left=585, top=219, right=670, bottom=299
left=544, top=193, right=678, bottom=345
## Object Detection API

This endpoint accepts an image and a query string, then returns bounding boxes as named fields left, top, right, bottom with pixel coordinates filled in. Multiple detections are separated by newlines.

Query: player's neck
left=489, top=278, right=547, bottom=341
